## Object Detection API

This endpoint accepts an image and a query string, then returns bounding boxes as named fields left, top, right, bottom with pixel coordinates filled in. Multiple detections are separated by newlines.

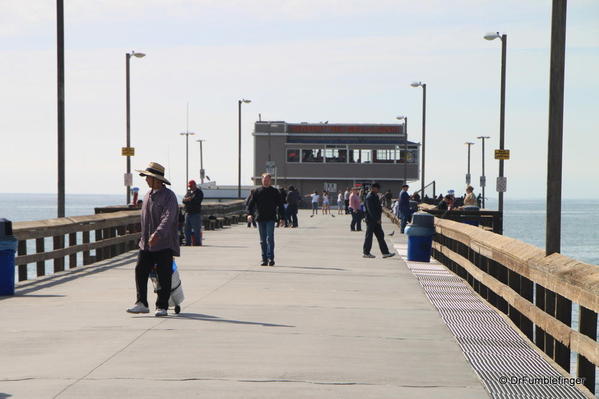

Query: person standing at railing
left=363, top=183, right=395, bottom=259
left=397, top=184, right=412, bottom=234
left=127, top=162, right=180, bottom=317
left=463, top=186, right=477, bottom=207
left=182, top=180, right=204, bottom=246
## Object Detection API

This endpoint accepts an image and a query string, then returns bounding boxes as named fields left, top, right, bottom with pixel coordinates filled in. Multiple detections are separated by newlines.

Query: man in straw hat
left=126, top=162, right=180, bottom=317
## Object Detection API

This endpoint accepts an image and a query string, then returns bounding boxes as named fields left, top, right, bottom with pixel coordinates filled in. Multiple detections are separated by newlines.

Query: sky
left=1, top=0, right=598, bottom=200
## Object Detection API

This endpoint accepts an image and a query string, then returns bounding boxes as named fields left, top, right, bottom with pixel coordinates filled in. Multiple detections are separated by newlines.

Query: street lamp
left=484, top=31, right=507, bottom=215
left=196, top=139, right=206, bottom=184
left=465, top=142, right=475, bottom=185
left=411, top=81, right=426, bottom=198
left=238, top=98, right=251, bottom=199
left=125, top=50, right=145, bottom=205
left=180, top=131, right=196, bottom=189
left=477, top=136, right=490, bottom=208
left=396, top=116, right=408, bottom=186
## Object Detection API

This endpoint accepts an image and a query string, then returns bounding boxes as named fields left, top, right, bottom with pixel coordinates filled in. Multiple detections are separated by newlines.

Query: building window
left=287, top=149, right=300, bottom=162
left=325, top=146, right=347, bottom=163
left=301, top=148, right=324, bottom=163
left=350, top=149, right=372, bottom=163
left=374, top=149, right=396, bottom=163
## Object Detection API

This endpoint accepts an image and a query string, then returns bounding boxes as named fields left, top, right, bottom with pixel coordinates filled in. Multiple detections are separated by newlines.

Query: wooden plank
left=82, top=231, right=91, bottom=265
left=15, top=233, right=141, bottom=265
left=53, top=235, right=65, bottom=272
left=578, top=306, right=597, bottom=393
left=69, top=232, right=77, bottom=269
left=434, top=241, right=599, bottom=368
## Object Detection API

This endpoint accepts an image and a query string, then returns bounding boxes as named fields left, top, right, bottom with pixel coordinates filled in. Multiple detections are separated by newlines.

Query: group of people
left=125, top=162, right=399, bottom=317
left=436, top=186, right=480, bottom=211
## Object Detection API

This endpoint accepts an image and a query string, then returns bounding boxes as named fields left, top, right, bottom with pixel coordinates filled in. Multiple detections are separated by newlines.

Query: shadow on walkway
left=133, top=312, right=294, bottom=328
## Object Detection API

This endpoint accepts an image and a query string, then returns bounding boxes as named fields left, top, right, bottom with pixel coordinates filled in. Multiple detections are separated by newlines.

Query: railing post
left=544, top=289, right=556, bottom=358
left=95, top=229, right=104, bottom=262
left=82, top=231, right=91, bottom=265
left=36, top=237, right=45, bottom=276
left=578, top=306, right=597, bottom=394
left=17, top=240, right=27, bottom=281
left=69, top=232, right=77, bottom=268
left=520, top=277, right=534, bottom=340
left=507, top=270, right=521, bottom=325
left=555, top=294, right=571, bottom=372
left=53, top=235, right=65, bottom=272
left=535, top=284, right=546, bottom=351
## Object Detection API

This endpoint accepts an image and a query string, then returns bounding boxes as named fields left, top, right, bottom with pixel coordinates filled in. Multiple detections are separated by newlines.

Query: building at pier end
left=252, top=121, right=420, bottom=197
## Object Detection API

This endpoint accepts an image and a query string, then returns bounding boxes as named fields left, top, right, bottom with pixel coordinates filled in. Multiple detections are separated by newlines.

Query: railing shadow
left=133, top=312, right=294, bottom=328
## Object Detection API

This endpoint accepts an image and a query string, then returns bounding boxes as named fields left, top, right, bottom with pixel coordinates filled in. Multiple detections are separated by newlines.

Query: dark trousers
left=350, top=210, right=362, bottom=231
left=399, top=208, right=412, bottom=234
left=344, top=199, right=350, bottom=214
left=288, top=205, right=298, bottom=227
left=363, top=220, right=390, bottom=255
left=135, top=249, right=173, bottom=310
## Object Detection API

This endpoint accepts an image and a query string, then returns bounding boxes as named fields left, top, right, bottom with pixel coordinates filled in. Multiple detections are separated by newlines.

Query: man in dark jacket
left=247, top=173, right=284, bottom=266
left=182, top=180, right=204, bottom=246
left=286, top=186, right=301, bottom=228
left=363, top=183, right=395, bottom=259
left=279, top=186, right=288, bottom=227
left=398, top=184, right=412, bottom=234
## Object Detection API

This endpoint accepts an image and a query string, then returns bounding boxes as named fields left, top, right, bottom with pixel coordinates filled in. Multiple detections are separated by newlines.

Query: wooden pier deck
left=1, top=210, right=576, bottom=398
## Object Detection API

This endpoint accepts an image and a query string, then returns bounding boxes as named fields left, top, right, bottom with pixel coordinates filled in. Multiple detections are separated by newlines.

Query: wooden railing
left=13, top=200, right=246, bottom=283
left=385, top=210, right=599, bottom=394
left=418, top=203, right=503, bottom=234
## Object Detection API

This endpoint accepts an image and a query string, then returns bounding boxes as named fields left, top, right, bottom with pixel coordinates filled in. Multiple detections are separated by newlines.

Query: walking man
left=398, top=184, right=412, bottom=234
left=344, top=187, right=350, bottom=214
left=247, top=173, right=284, bottom=266
left=182, top=180, right=204, bottom=246
left=127, top=162, right=180, bottom=317
left=363, top=183, right=395, bottom=259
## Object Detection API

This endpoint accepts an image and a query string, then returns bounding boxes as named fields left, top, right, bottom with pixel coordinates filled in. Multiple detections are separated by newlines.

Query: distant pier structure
left=252, top=121, right=420, bottom=195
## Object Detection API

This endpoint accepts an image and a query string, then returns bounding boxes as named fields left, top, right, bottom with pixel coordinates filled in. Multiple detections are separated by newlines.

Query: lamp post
left=477, top=136, right=490, bottom=208
left=125, top=50, right=145, bottom=205
left=396, top=116, right=408, bottom=185
left=411, top=82, right=426, bottom=197
left=484, top=31, right=508, bottom=215
left=56, top=0, right=65, bottom=217
left=465, top=142, right=475, bottom=185
left=238, top=99, right=251, bottom=199
left=180, top=131, right=196, bottom=188
left=196, top=139, right=206, bottom=184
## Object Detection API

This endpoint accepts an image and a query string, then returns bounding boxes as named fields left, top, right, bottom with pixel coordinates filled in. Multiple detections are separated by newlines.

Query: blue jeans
left=399, top=208, right=412, bottom=233
left=184, top=212, right=202, bottom=246
left=257, top=220, right=275, bottom=261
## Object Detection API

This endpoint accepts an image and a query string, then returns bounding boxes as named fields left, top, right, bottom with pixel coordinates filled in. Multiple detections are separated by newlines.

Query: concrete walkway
left=0, top=210, right=487, bottom=399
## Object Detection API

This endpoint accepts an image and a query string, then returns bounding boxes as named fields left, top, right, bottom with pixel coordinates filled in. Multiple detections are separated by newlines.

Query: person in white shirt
left=337, top=192, right=344, bottom=214
left=322, top=191, right=330, bottom=215
left=343, top=188, right=350, bottom=214
left=306, top=191, right=320, bottom=216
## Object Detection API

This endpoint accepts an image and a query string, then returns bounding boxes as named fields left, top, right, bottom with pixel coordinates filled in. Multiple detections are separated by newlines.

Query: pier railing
left=13, top=200, right=245, bottom=283
left=384, top=209, right=599, bottom=394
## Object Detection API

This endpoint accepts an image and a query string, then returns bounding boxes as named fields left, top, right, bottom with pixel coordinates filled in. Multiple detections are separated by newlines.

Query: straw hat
left=136, top=162, right=171, bottom=185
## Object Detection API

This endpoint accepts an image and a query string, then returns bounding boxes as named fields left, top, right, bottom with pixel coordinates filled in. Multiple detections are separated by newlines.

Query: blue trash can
left=0, top=218, right=17, bottom=296
left=405, top=212, right=435, bottom=262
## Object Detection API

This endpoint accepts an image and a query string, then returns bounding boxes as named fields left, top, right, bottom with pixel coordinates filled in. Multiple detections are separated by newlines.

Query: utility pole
left=465, top=142, right=475, bottom=185
left=477, top=136, right=490, bottom=208
left=56, top=0, right=65, bottom=217
left=196, top=139, right=206, bottom=184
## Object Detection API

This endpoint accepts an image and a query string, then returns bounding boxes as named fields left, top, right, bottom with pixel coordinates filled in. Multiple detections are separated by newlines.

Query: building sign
left=494, top=149, right=510, bottom=160
left=288, top=124, right=402, bottom=134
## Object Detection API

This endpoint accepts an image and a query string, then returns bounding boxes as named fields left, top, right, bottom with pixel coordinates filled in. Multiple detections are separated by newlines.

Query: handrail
left=412, top=180, right=436, bottom=198
left=12, top=200, right=246, bottom=283
left=384, top=209, right=599, bottom=394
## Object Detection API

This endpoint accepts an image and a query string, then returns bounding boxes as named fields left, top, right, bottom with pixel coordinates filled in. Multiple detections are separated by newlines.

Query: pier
left=0, top=209, right=594, bottom=398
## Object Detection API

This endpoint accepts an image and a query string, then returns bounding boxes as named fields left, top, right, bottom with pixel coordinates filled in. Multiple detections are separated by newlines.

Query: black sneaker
left=268, top=259, right=275, bottom=266
left=260, top=260, right=268, bottom=266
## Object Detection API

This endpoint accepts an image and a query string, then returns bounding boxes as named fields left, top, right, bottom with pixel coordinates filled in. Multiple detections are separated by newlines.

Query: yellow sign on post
left=121, top=147, right=135, bottom=156
left=494, top=149, right=510, bottom=160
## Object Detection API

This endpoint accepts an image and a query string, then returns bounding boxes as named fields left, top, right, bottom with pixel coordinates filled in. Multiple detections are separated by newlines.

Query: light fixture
left=484, top=32, right=501, bottom=41
left=410, top=81, right=422, bottom=88
left=241, top=99, right=251, bottom=104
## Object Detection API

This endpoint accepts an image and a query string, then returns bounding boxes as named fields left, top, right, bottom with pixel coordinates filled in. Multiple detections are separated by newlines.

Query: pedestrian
left=279, top=186, right=289, bottom=227
left=127, top=162, right=180, bottom=317
left=411, top=192, right=421, bottom=203
left=322, top=191, right=330, bottom=215
left=463, top=186, right=476, bottom=206
left=363, top=183, right=396, bottom=259
left=286, top=186, right=301, bottom=228
left=247, top=173, right=284, bottom=266
left=349, top=187, right=362, bottom=232
left=397, top=184, right=412, bottom=234
left=307, top=191, right=320, bottom=216
left=344, top=187, right=350, bottom=214
left=245, top=189, right=257, bottom=228
left=337, top=191, right=344, bottom=215
left=182, top=180, right=204, bottom=246
left=383, top=189, right=393, bottom=209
